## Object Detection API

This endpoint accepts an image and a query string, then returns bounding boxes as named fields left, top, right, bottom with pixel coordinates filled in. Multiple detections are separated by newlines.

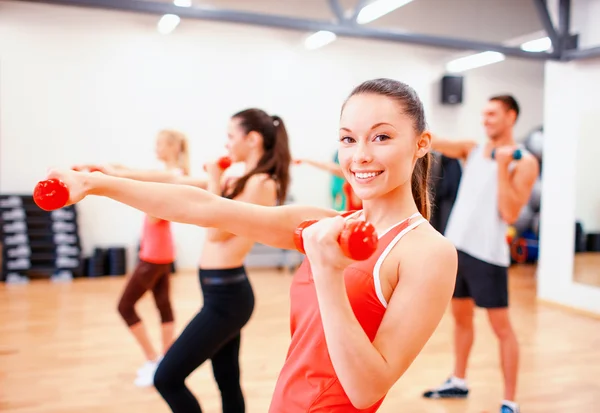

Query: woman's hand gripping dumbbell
left=293, top=217, right=379, bottom=261
left=203, top=156, right=232, bottom=172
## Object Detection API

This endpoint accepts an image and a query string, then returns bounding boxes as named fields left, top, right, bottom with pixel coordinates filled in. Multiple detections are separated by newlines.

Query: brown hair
left=159, top=129, right=190, bottom=176
left=225, top=108, right=291, bottom=205
left=490, top=94, right=520, bottom=120
left=343, top=78, right=432, bottom=220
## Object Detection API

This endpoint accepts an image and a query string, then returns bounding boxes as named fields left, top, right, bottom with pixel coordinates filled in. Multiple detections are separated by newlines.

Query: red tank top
left=269, top=211, right=426, bottom=412
left=138, top=168, right=183, bottom=264
left=138, top=216, right=175, bottom=264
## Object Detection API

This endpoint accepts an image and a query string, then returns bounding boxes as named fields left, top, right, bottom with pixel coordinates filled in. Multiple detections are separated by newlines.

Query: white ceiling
left=141, top=0, right=545, bottom=44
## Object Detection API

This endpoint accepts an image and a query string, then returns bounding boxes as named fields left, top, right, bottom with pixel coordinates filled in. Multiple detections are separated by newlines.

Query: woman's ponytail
left=224, top=109, right=292, bottom=205
left=270, top=115, right=291, bottom=204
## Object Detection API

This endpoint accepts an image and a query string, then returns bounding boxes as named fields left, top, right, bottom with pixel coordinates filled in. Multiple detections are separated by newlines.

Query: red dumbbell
left=293, top=220, right=318, bottom=254
left=203, top=156, right=232, bottom=172
left=293, top=219, right=378, bottom=261
left=33, top=178, right=70, bottom=211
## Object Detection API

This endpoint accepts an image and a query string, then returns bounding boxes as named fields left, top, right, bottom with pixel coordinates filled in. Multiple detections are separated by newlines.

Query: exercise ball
left=525, top=128, right=544, bottom=160
left=528, top=178, right=542, bottom=212
left=514, top=205, right=534, bottom=234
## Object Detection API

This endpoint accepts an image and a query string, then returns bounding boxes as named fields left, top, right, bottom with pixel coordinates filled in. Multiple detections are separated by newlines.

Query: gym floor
left=1, top=263, right=598, bottom=413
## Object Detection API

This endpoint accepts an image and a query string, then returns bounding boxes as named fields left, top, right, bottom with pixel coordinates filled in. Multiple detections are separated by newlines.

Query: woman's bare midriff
left=198, top=235, right=256, bottom=269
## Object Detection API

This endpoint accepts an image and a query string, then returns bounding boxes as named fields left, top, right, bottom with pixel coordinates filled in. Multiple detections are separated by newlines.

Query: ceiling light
left=173, top=0, right=192, bottom=7
left=157, top=14, right=181, bottom=35
left=445, top=51, right=506, bottom=73
left=520, top=37, right=552, bottom=52
left=304, top=31, right=337, bottom=50
left=356, top=0, right=414, bottom=25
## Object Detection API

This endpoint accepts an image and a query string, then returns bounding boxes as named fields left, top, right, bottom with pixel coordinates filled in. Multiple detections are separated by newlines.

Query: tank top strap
left=376, top=212, right=422, bottom=239
left=341, top=210, right=362, bottom=219
left=372, top=212, right=427, bottom=308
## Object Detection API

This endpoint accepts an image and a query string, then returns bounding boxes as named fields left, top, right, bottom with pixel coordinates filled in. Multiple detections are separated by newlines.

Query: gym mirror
left=573, top=110, right=600, bottom=288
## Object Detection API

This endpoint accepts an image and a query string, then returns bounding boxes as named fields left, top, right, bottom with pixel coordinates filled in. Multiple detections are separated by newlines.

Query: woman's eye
left=340, top=136, right=355, bottom=143
left=374, top=134, right=391, bottom=141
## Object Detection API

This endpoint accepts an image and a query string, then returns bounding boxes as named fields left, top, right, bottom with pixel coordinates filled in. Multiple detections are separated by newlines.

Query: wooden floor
left=573, top=252, right=600, bottom=288
left=1, top=264, right=599, bottom=413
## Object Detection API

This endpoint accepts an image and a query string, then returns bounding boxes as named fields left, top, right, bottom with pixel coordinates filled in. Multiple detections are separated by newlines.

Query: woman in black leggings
left=85, top=109, right=291, bottom=412
left=154, top=109, right=291, bottom=412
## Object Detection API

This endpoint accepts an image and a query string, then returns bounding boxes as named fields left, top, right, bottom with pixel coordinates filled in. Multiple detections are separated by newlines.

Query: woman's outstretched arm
left=295, top=159, right=345, bottom=178
left=74, top=164, right=209, bottom=189
left=46, top=169, right=338, bottom=250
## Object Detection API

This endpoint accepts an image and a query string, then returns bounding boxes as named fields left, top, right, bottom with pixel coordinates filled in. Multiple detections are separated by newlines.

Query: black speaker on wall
left=441, top=75, right=463, bottom=104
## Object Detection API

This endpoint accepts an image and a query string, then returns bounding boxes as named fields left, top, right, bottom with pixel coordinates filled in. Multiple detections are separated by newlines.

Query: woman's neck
left=360, top=183, right=420, bottom=234
left=243, top=150, right=263, bottom=173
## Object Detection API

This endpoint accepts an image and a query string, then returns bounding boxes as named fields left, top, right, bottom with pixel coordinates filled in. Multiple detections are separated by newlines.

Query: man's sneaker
left=501, top=401, right=520, bottom=413
left=422, top=377, right=469, bottom=399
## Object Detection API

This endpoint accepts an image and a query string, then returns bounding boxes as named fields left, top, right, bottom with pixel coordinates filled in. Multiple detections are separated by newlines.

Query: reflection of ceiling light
left=157, top=14, right=181, bottom=35
left=446, top=51, right=506, bottom=73
left=520, top=37, right=552, bottom=52
left=304, top=31, right=337, bottom=50
left=356, top=0, right=414, bottom=24
left=173, top=0, right=192, bottom=7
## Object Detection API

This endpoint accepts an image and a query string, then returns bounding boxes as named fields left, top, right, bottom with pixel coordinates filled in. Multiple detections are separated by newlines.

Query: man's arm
left=497, top=152, right=539, bottom=224
left=430, top=134, right=478, bottom=161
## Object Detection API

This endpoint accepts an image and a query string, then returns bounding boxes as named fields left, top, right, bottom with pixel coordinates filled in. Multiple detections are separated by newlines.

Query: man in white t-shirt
left=422, top=95, right=539, bottom=413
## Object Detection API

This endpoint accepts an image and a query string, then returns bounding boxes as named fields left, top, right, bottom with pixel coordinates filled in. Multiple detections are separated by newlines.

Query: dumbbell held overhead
left=293, top=218, right=379, bottom=261
left=491, top=148, right=522, bottom=160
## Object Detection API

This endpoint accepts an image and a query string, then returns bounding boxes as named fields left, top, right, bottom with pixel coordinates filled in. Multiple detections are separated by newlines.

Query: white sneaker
left=136, top=356, right=163, bottom=376
left=137, top=360, right=155, bottom=376
left=134, top=362, right=158, bottom=387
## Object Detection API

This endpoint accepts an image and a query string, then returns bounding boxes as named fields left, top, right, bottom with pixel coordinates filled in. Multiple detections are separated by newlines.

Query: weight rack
left=0, top=194, right=83, bottom=282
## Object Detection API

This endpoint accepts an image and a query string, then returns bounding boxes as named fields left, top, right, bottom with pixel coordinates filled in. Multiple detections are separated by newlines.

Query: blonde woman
left=78, top=129, right=190, bottom=386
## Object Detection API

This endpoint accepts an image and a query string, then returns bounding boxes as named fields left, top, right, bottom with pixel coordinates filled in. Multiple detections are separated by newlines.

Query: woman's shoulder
left=246, top=173, right=278, bottom=189
left=232, top=173, right=279, bottom=204
left=395, top=222, right=458, bottom=280
left=409, top=223, right=456, bottom=259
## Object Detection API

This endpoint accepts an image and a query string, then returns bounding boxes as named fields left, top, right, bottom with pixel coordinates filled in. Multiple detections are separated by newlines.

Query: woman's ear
left=416, top=131, right=432, bottom=158
left=247, top=131, right=262, bottom=148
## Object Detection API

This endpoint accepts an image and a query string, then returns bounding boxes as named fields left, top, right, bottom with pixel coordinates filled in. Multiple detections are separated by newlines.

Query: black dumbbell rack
left=0, top=194, right=83, bottom=282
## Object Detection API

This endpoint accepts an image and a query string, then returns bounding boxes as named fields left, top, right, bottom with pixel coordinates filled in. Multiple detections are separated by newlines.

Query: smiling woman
left=43, top=78, right=457, bottom=412
left=338, top=80, right=432, bottom=220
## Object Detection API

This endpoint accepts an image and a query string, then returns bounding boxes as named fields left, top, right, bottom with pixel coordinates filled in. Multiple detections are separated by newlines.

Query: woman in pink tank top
left=76, top=129, right=190, bottom=387
left=49, top=79, right=459, bottom=411
left=77, top=110, right=292, bottom=412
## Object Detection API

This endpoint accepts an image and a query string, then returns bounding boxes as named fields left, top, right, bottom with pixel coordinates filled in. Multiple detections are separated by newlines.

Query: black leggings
left=153, top=266, right=255, bottom=413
